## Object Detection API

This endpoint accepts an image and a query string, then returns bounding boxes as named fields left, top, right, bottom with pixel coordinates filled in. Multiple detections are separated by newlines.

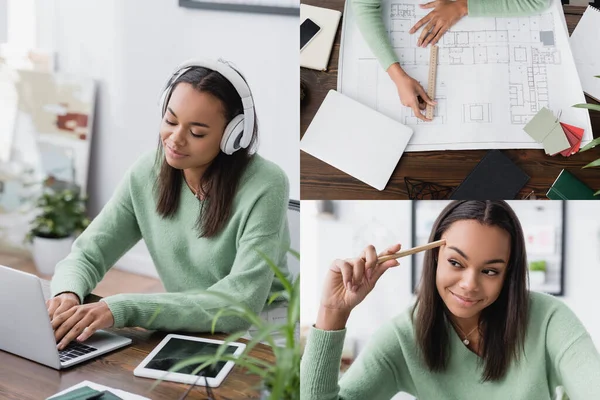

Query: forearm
left=468, top=0, right=550, bottom=17
left=351, top=0, right=398, bottom=70
left=300, top=327, right=347, bottom=400
left=102, top=290, right=267, bottom=332
left=104, top=234, right=288, bottom=331
left=51, top=171, right=141, bottom=301
left=316, top=305, right=351, bottom=331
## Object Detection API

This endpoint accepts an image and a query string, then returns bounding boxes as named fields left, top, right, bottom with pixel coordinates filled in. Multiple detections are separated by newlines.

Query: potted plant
left=153, top=250, right=300, bottom=400
left=574, top=75, right=600, bottom=195
left=26, top=186, right=90, bottom=275
left=528, top=260, right=547, bottom=287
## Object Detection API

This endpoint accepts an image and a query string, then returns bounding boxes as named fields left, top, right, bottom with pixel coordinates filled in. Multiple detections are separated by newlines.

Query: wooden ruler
left=426, top=45, right=438, bottom=120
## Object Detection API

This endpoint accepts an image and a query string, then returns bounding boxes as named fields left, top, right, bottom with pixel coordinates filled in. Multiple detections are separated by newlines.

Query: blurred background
left=301, top=200, right=600, bottom=400
left=0, top=0, right=299, bottom=281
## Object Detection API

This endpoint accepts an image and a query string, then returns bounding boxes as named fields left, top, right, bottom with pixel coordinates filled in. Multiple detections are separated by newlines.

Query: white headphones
left=159, top=58, right=255, bottom=155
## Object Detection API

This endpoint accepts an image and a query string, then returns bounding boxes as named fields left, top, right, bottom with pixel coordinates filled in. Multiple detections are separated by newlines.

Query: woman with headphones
left=352, top=0, right=551, bottom=121
left=45, top=59, right=291, bottom=350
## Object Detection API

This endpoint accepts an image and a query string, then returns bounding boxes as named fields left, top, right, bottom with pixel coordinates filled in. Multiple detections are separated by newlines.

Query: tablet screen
left=145, top=337, right=238, bottom=378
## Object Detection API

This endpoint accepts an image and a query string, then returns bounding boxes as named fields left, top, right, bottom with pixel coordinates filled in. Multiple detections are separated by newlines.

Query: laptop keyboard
left=58, top=342, right=97, bottom=363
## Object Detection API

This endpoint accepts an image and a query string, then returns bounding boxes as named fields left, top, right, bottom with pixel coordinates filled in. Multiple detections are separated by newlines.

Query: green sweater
left=51, top=151, right=291, bottom=333
left=352, top=0, right=552, bottom=70
left=301, top=291, right=600, bottom=399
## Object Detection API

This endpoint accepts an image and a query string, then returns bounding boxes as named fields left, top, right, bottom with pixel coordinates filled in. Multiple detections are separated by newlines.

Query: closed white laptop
left=300, top=90, right=413, bottom=191
left=0, top=265, right=131, bottom=369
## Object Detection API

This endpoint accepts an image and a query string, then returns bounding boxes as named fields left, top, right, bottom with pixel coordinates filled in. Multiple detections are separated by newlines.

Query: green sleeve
left=50, top=168, right=142, bottom=304
left=351, top=0, right=552, bottom=71
left=468, top=0, right=550, bottom=17
left=301, top=322, right=411, bottom=400
left=546, top=303, right=600, bottom=399
left=102, top=181, right=290, bottom=332
left=301, top=328, right=347, bottom=400
left=351, top=0, right=399, bottom=71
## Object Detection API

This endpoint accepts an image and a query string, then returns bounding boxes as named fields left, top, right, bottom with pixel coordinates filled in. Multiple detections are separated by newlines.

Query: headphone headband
left=159, top=58, right=255, bottom=149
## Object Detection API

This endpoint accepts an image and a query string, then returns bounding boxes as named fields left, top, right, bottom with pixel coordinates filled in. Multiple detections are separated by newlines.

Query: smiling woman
left=46, top=59, right=291, bottom=351
left=300, top=200, right=600, bottom=400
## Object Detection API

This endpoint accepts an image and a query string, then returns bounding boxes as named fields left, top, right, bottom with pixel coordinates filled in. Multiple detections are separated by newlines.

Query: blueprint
left=338, top=0, right=593, bottom=151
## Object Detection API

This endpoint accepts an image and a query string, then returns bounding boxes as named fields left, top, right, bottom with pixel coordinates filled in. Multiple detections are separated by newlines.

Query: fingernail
left=352, top=285, right=358, bottom=292
left=77, top=336, right=84, bottom=342
left=346, top=282, right=351, bottom=291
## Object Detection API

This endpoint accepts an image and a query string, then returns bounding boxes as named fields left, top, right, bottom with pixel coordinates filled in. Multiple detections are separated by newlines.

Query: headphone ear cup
left=221, top=114, right=245, bottom=155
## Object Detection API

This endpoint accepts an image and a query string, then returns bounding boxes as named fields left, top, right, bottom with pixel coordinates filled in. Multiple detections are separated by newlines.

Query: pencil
left=376, top=239, right=446, bottom=265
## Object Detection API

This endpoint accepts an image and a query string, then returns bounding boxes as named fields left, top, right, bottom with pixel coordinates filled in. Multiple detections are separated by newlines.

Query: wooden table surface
left=300, top=4, right=600, bottom=199
left=0, top=290, right=274, bottom=400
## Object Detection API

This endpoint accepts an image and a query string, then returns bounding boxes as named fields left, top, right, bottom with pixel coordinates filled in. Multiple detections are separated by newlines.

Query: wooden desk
left=300, top=4, right=600, bottom=199
left=0, top=285, right=273, bottom=400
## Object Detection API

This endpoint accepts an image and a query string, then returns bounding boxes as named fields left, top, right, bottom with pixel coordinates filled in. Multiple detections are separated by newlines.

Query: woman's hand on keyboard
left=46, top=292, right=80, bottom=321
left=51, top=301, right=115, bottom=350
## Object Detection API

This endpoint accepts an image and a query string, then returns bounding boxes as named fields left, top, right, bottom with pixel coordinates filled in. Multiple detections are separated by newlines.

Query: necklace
left=454, top=323, right=478, bottom=346
left=182, top=172, right=202, bottom=200
left=191, top=188, right=201, bottom=200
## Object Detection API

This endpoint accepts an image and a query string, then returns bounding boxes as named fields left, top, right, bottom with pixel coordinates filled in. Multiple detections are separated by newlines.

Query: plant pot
left=32, top=236, right=74, bottom=276
left=529, top=270, right=546, bottom=287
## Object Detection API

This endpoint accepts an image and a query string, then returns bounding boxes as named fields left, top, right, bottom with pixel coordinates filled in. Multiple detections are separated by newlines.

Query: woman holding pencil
left=301, top=200, right=600, bottom=399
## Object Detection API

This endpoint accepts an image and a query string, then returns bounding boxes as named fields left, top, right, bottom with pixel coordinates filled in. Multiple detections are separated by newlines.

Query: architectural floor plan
left=338, top=0, right=592, bottom=151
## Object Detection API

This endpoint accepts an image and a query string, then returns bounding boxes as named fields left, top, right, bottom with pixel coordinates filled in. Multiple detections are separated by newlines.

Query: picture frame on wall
left=179, top=0, right=299, bottom=16
left=411, top=201, right=566, bottom=296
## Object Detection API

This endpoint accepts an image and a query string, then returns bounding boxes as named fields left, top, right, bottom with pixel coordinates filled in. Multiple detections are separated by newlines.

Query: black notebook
left=450, top=150, right=529, bottom=200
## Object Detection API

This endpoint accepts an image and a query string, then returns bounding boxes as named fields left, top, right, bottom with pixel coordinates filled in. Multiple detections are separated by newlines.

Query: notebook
left=546, top=169, right=599, bottom=200
left=300, top=4, right=342, bottom=71
left=449, top=150, right=530, bottom=200
left=47, top=380, right=149, bottom=400
left=300, top=90, right=413, bottom=191
left=570, top=6, right=600, bottom=102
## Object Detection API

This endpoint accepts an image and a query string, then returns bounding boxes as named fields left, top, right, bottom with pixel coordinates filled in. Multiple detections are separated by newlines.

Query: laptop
left=0, top=265, right=132, bottom=369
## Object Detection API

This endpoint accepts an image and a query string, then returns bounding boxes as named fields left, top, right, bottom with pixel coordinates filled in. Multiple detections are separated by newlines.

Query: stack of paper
left=523, top=107, right=584, bottom=156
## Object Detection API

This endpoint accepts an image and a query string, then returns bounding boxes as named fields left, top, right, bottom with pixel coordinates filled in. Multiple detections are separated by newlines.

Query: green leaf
left=268, top=290, right=288, bottom=305
left=194, top=289, right=267, bottom=329
left=288, top=248, right=300, bottom=260
left=148, top=250, right=301, bottom=399
left=150, top=354, right=269, bottom=392
left=573, top=103, right=600, bottom=112
left=188, top=354, right=268, bottom=378
left=594, top=189, right=600, bottom=196
left=583, top=158, right=600, bottom=169
left=256, top=249, right=292, bottom=293
left=580, top=137, right=600, bottom=152
left=239, top=323, right=286, bottom=359
left=145, top=306, right=162, bottom=327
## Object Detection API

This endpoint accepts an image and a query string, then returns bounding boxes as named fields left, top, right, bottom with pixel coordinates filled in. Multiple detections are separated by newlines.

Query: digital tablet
left=133, top=334, right=246, bottom=387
